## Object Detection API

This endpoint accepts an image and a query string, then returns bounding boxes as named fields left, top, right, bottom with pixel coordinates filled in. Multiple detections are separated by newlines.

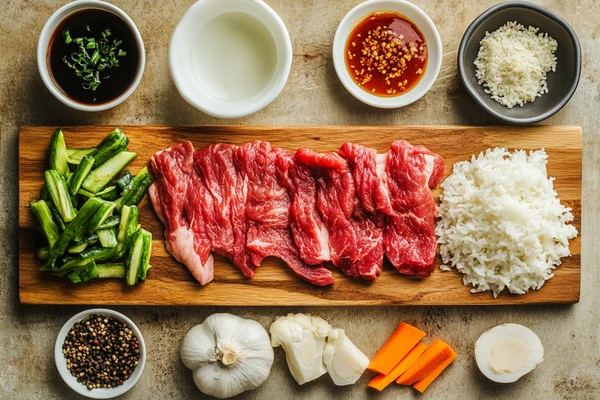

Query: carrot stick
left=368, top=342, right=428, bottom=391
left=396, top=339, right=453, bottom=385
left=368, top=322, right=426, bottom=375
left=413, top=348, right=457, bottom=393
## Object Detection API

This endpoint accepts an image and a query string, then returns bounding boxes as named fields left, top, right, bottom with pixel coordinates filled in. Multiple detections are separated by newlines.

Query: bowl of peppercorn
left=55, top=309, right=146, bottom=399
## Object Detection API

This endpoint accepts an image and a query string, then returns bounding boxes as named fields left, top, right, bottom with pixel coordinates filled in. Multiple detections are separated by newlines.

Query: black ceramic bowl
left=458, top=1, right=581, bottom=124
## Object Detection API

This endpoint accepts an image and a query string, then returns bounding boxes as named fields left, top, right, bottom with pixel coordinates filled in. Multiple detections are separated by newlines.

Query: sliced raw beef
left=336, top=143, right=387, bottom=279
left=338, top=142, right=392, bottom=215
left=149, top=141, right=214, bottom=284
left=296, top=148, right=383, bottom=280
left=276, top=151, right=330, bottom=265
left=193, top=144, right=255, bottom=278
left=235, top=141, right=334, bottom=286
left=383, top=140, right=445, bottom=277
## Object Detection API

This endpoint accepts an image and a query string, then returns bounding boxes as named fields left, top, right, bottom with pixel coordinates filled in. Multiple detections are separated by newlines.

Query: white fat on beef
left=167, top=226, right=215, bottom=285
left=375, top=152, right=392, bottom=214
left=423, top=154, right=435, bottom=184
left=318, top=225, right=330, bottom=261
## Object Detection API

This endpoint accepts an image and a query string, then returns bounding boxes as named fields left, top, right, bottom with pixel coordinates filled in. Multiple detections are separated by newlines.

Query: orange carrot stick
left=368, top=322, right=426, bottom=375
left=368, top=342, right=428, bottom=391
left=396, top=339, right=453, bottom=385
left=413, top=348, right=457, bottom=393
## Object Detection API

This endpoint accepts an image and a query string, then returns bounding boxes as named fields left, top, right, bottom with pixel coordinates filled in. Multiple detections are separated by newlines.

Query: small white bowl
left=55, top=309, right=146, bottom=399
left=37, top=0, right=145, bottom=112
left=333, top=0, right=442, bottom=108
left=170, top=0, right=292, bottom=119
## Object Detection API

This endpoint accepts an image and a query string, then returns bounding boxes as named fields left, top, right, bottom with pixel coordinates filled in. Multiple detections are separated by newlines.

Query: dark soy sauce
left=47, top=9, right=139, bottom=105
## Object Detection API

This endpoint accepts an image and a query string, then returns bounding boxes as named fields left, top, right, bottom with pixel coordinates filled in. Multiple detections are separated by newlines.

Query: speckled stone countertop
left=1, top=0, right=599, bottom=399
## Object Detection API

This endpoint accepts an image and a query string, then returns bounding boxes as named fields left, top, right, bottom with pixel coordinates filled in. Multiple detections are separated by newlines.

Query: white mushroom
left=475, top=323, right=544, bottom=383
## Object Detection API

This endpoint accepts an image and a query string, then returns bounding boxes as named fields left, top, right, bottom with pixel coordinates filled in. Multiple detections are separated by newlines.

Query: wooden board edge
left=18, top=290, right=581, bottom=306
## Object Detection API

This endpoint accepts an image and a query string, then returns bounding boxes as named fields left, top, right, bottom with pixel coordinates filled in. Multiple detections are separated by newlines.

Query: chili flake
left=345, top=12, right=428, bottom=97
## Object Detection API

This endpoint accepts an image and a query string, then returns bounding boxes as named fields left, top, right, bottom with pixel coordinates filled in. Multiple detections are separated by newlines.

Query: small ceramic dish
left=333, top=0, right=442, bottom=108
left=37, top=0, right=145, bottom=112
left=458, top=1, right=581, bottom=124
left=170, top=0, right=292, bottom=119
left=55, top=309, right=146, bottom=399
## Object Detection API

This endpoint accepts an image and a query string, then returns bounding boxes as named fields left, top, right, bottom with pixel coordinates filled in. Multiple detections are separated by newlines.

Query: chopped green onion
left=60, top=28, right=126, bottom=92
left=63, top=30, right=72, bottom=45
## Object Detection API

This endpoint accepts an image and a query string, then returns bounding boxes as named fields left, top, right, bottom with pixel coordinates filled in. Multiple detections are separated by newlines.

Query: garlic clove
left=285, top=330, right=328, bottom=385
left=323, top=329, right=369, bottom=386
left=270, top=313, right=332, bottom=385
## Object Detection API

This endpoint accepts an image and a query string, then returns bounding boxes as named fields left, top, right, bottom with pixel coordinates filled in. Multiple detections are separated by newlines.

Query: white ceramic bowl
left=333, top=0, right=442, bottom=108
left=170, top=0, right=292, bottom=119
left=55, top=309, right=146, bottom=399
left=37, top=0, right=145, bottom=112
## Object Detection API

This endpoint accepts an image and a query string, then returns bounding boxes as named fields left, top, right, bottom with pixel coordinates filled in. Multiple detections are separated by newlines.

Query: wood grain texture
left=18, top=125, right=582, bottom=306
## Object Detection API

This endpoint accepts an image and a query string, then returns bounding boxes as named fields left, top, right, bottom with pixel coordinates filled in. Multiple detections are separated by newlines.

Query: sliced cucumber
left=97, top=215, right=120, bottom=230
left=114, top=205, right=139, bottom=259
left=125, top=229, right=144, bottom=285
left=88, top=200, right=116, bottom=233
left=96, top=185, right=120, bottom=201
left=69, top=155, right=95, bottom=197
left=48, top=197, right=104, bottom=267
left=45, top=170, right=77, bottom=222
left=89, top=128, right=130, bottom=166
left=97, top=228, right=118, bottom=248
left=67, top=242, right=89, bottom=254
left=67, top=261, right=99, bottom=284
left=117, top=171, right=133, bottom=191
left=97, top=263, right=126, bottom=279
left=49, top=128, right=69, bottom=177
left=67, top=147, right=96, bottom=165
left=78, top=189, right=95, bottom=198
left=36, top=246, right=50, bottom=260
left=30, top=200, right=61, bottom=248
left=82, top=151, right=137, bottom=193
left=138, top=229, right=152, bottom=282
left=118, top=167, right=153, bottom=211
left=48, top=201, right=66, bottom=231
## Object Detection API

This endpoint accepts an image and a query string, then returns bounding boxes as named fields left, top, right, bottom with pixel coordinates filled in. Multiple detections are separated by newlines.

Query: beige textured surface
left=0, top=0, right=598, bottom=399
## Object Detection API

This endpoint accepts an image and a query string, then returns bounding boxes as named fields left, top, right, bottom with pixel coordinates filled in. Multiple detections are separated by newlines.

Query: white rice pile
left=474, top=21, right=558, bottom=108
left=436, top=148, right=577, bottom=297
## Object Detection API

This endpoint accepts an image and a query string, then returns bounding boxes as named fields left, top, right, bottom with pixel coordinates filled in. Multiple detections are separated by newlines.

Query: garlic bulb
left=180, top=313, right=274, bottom=399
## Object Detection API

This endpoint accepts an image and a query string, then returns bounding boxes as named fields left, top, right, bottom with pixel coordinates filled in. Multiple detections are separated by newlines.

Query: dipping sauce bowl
left=37, top=0, right=145, bottom=112
left=170, top=0, right=292, bottom=119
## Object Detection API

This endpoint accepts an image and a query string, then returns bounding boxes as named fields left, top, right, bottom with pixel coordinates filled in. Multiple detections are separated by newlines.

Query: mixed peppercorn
left=62, top=314, right=140, bottom=390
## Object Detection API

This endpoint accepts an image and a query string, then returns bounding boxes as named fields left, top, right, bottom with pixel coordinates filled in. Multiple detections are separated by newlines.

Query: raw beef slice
left=193, top=144, right=255, bottom=278
left=149, top=141, right=214, bottom=284
left=336, top=142, right=387, bottom=279
left=383, top=140, right=445, bottom=277
left=235, top=141, right=334, bottom=286
left=296, top=148, right=384, bottom=279
left=276, top=151, right=330, bottom=265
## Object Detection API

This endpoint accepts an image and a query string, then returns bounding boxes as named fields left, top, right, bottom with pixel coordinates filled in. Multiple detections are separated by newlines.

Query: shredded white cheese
left=474, top=21, right=558, bottom=108
left=436, top=148, right=577, bottom=297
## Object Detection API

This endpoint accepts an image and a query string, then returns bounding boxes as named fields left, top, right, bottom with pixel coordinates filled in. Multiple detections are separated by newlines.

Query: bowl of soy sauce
left=37, top=0, right=145, bottom=112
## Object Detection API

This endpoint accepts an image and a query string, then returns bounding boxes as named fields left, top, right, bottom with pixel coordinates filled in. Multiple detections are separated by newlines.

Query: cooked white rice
left=474, top=21, right=558, bottom=108
left=436, top=148, right=577, bottom=297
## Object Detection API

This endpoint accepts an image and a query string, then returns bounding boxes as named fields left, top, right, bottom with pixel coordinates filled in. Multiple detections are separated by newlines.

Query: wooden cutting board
left=18, top=125, right=582, bottom=306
